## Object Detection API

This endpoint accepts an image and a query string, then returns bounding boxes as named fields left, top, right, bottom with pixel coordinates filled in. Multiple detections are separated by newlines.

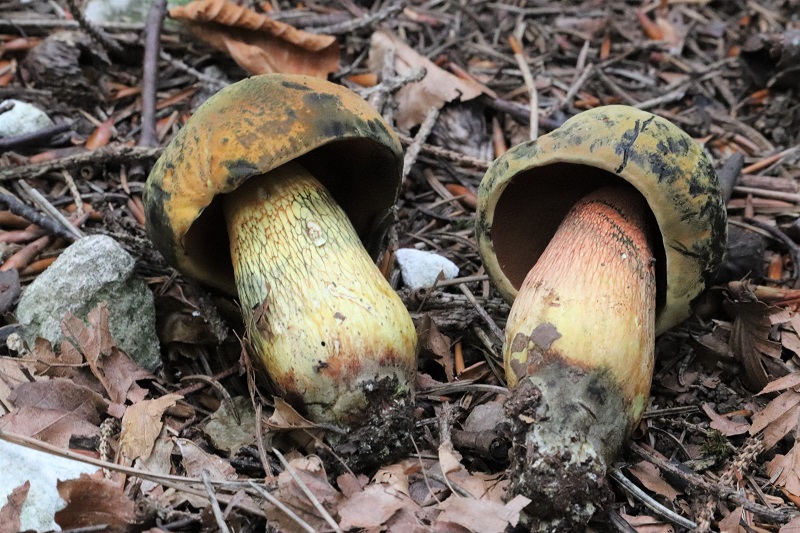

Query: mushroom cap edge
left=143, top=74, right=404, bottom=295
left=476, top=105, right=727, bottom=335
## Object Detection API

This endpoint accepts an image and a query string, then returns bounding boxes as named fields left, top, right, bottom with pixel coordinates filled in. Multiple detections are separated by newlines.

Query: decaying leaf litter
left=0, top=0, right=799, bottom=531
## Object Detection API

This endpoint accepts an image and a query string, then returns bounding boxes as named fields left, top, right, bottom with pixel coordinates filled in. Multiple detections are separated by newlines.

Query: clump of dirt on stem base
left=315, top=375, right=416, bottom=477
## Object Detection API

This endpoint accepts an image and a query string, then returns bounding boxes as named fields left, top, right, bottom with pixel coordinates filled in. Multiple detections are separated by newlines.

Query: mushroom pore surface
left=504, top=184, right=656, bottom=525
left=222, top=161, right=417, bottom=425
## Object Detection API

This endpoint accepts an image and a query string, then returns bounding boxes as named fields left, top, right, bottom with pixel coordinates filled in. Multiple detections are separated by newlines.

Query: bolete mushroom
left=143, top=75, right=417, bottom=453
left=475, top=106, right=726, bottom=527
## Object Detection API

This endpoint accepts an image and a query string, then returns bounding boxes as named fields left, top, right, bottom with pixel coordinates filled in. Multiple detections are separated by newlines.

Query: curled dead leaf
left=169, top=0, right=339, bottom=77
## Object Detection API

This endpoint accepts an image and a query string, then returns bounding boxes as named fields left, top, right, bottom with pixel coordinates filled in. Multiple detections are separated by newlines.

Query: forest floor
left=0, top=0, right=799, bottom=532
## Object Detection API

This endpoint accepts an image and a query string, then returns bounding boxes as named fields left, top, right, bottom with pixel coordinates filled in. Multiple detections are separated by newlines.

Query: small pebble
left=395, top=248, right=459, bottom=290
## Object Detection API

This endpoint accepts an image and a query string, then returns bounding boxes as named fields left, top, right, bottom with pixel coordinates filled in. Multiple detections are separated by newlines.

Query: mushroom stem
left=222, top=161, right=416, bottom=427
left=503, top=184, right=656, bottom=527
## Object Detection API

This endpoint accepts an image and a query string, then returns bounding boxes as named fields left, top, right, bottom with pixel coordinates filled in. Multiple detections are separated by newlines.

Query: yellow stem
left=223, top=161, right=416, bottom=425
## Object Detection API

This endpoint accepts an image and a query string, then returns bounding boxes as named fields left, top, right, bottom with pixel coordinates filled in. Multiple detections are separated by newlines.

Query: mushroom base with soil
left=502, top=185, right=656, bottom=530
left=223, top=161, right=417, bottom=455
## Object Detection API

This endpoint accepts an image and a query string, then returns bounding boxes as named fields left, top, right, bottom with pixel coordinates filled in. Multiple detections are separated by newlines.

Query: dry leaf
left=750, top=389, right=800, bottom=434
left=628, top=461, right=681, bottom=500
left=137, top=435, right=175, bottom=494
left=726, top=299, right=784, bottom=391
left=763, top=403, right=800, bottom=450
left=620, top=513, right=675, bottom=532
left=702, top=403, right=750, bottom=436
left=266, top=397, right=317, bottom=430
left=55, top=474, right=136, bottom=531
left=439, top=440, right=463, bottom=476
left=169, top=0, right=339, bottom=77
left=85, top=117, right=114, bottom=150
left=0, top=481, right=29, bottom=533
left=373, top=463, right=412, bottom=496
left=718, top=506, right=744, bottom=533
left=203, top=396, right=257, bottom=455
left=369, top=31, right=488, bottom=129
left=119, top=393, right=182, bottom=461
left=767, top=444, right=800, bottom=496
left=0, top=356, right=37, bottom=408
left=435, top=493, right=527, bottom=533
left=0, top=405, right=99, bottom=448
left=10, top=378, right=107, bottom=424
left=175, top=438, right=236, bottom=480
left=266, top=456, right=342, bottom=532
left=417, top=314, right=454, bottom=381
left=338, top=484, right=409, bottom=530
left=61, top=305, right=151, bottom=406
left=759, top=372, right=800, bottom=395
left=780, top=515, right=800, bottom=532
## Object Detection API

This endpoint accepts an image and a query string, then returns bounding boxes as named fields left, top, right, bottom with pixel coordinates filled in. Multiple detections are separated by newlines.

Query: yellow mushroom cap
left=476, top=105, right=727, bottom=335
left=143, top=74, right=403, bottom=294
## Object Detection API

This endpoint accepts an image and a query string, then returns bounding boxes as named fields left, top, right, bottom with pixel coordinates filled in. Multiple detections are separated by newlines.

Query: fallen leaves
left=54, top=474, right=136, bottom=532
left=169, top=0, right=339, bottom=77
left=0, top=481, right=29, bottom=533
left=369, top=30, right=490, bottom=129
left=119, top=393, right=181, bottom=462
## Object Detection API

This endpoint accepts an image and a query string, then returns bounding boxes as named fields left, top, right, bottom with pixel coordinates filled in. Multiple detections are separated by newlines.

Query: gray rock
left=0, top=100, right=53, bottom=138
left=16, top=235, right=161, bottom=371
left=85, top=0, right=190, bottom=24
left=395, top=248, right=459, bottom=290
left=0, top=439, right=99, bottom=532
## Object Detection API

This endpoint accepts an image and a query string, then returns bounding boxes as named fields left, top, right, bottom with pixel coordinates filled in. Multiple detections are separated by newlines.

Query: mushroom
left=143, top=75, right=417, bottom=446
left=475, top=106, right=726, bottom=527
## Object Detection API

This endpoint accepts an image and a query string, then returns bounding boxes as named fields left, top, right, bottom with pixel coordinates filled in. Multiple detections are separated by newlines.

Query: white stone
left=0, top=439, right=99, bottom=531
left=0, top=100, right=53, bottom=138
left=395, top=248, right=459, bottom=290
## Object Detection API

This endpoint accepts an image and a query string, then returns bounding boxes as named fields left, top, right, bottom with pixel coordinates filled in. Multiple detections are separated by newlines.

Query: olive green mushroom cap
left=476, top=105, right=727, bottom=335
left=143, top=74, right=403, bottom=295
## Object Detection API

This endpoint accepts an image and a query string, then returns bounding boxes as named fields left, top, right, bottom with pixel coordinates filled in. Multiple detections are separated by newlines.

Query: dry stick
left=0, top=145, right=163, bottom=182
left=560, top=63, right=594, bottom=111
left=459, top=283, right=505, bottom=342
left=608, top=468, right=697, bottom=529
left=308, top=1, right=403, bottom=35
left=0, top=429, right=269, bottom=517
left=15, top=181, right=83, bottom=240
left=139, top=0, right=168, bottom=150
left=201, top=470, right=232, bottom=533
left=402, top=107, right=440, bottom=180
left=247, top=481, right=316, bottom=533
left=0, top=191, right=77, bottom=241
left=160, top=51, right=228, bottom=89
left=631, top=443, right=797, bottom=523
left=742, top=146, right=800, bottom=175
left=0, top=122, right=72, bottom=152
left=61, top=0, right=123, bottom=53
left=272, top=448, right=343, bottom=533
left=61, top=170, right=84, bottom=217
left=253, top=403, right=274, bottom=477
left=396, top=132, right=489, bottom=170
left=508, top=35, right=538, bottom=140
left=1, top=235, right=52, bottom=271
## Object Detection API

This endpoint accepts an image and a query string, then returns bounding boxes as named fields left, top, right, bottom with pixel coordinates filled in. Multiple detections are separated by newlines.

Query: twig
left=396, top=132, right=489, bottom=169
left=459, top=283, right=505, bottom=342
left=0, top=191, right=78, bottom=241
left=61, top=0, right=123, bottom=53
left=201, top=470, right=232, bottom=533
left=139, top=0, right=169, bottom=149
left=631, top=443, right=798, bottom=523
left=0, top=122, right=72, bottom=152
left=560, top=63, right=594, bottom=111
left=0, top=235, right=52, bottom=271
left=742, top=146, right=800, bottom=175
left=253, top=403, right=273, bottom=477
left=609, top=468, right=698, bottom=529
left=0, top=145, right=163, bottom=181
left=159, top=51, right=228, bottom=90
left=403, top=107, right=440, bottom=180
left=247, top=481, right=316, bottom=533
left=308, top=1, right=403, bottom=35
left=508, top=34, right=538, bottom=139
left=15, top=181, right=83, bottom=240
left=272, top=448, right=343, bottom=533
left=61, top=171, right=84, bottom=217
